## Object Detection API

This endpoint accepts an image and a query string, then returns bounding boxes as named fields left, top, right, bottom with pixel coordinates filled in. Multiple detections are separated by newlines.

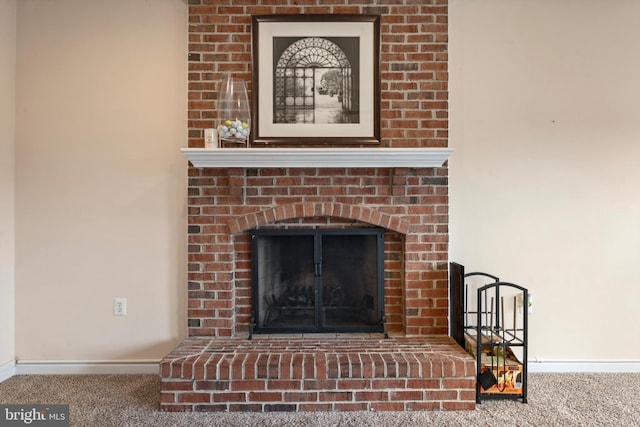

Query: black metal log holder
left=462, top=270, right=528, bottom=404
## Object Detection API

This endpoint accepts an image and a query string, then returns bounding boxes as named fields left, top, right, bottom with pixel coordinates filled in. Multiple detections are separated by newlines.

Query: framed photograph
left=251, top=14, right=381, bottom=146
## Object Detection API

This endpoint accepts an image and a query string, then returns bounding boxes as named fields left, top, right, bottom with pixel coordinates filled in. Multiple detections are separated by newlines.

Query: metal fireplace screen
left=251, top=228, right=384, bottom=334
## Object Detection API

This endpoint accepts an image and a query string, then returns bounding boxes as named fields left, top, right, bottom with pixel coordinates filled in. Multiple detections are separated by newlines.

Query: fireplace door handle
left=314, top=263, right=321, bottom=277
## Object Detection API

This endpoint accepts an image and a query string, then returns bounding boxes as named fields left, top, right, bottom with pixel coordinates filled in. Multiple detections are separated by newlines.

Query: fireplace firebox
left=251, top=228, right=384, bottom=334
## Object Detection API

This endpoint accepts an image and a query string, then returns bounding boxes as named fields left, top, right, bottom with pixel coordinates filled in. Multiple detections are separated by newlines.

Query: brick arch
left=227, top=202, right=411, bottom=235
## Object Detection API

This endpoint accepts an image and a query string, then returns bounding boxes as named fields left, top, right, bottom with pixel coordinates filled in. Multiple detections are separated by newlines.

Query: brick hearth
left=160, top=335, right=475, bottom=412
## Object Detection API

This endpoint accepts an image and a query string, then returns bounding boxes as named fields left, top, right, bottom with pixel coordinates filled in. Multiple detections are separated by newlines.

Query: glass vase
left=217, top=76, right=250, bottom=147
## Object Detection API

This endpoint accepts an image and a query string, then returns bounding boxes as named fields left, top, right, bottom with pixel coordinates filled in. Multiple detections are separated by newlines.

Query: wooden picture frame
left=251, top=14, right=381, bottom=146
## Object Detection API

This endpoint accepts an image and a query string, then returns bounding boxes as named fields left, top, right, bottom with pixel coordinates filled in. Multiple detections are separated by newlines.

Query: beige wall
left=0, top=0, right=17, bottom=366
left=14, top=0, right=188, bottom=360
left=449, top=0, right=640, bottom=360
left=8, top=0, right=640, bottom=365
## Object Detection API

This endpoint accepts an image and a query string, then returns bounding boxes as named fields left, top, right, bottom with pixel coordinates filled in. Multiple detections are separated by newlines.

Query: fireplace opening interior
left=251, top=228, right=384, bottom=334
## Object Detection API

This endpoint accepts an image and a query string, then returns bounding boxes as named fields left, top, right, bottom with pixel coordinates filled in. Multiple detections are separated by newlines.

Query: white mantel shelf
left=181, top=147, right=453, bottom=168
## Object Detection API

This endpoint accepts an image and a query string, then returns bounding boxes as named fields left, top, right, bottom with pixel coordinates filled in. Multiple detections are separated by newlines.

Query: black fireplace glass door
left=251, top=228, right=383, bottom=334
left=254, top=232, right=316, bottom=330
left=320, top=232, right=380, bottom=328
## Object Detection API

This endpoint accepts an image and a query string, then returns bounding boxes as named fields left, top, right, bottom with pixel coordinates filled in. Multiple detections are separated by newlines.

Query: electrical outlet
left=114, top=298, right=127, bottom=316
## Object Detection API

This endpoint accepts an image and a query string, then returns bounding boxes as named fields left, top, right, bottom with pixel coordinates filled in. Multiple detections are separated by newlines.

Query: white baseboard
left=0, top=360, right=16, bottom=382
left=528, top=359, right=640, bottom=373
left=14, top=359, right=160, bottom=375
left=4, top=358, right=639, bottom=379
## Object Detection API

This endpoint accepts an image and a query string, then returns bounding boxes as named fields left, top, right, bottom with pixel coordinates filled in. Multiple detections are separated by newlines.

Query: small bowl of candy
left=218, top=119, right=249, bottom=146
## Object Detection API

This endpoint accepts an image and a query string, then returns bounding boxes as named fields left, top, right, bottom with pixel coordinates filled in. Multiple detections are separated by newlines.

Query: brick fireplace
left=160, top=0, right=476, bottom=412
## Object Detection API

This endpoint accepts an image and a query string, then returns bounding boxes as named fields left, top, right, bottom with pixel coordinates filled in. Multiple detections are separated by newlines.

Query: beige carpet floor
left=0, top=373, right=639, bottom=426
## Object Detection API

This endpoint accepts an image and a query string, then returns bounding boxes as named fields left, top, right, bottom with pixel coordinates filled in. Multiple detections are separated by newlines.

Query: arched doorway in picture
left=273, top=36, right=360, bottom=125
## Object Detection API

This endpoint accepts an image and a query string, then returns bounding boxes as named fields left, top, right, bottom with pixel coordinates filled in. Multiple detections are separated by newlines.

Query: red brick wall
left=186, top=0, right=449, bottom=337
left=188, top=0, right=448, bottom=148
